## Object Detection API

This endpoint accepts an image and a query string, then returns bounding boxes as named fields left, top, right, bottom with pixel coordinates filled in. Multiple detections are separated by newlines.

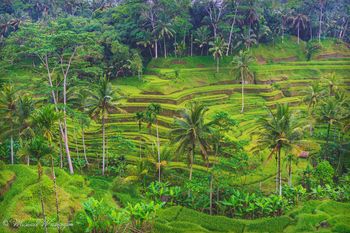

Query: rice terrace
left=0, top=0, right=349, bottom=232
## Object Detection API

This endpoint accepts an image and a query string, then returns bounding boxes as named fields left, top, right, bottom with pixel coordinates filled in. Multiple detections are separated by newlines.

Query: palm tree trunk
left=297, top=25, right=300, bottom=44
left=216, top=58, right=219, bottom=73
left=102, top=115, right=106, bottom=176
left=51, top=156, right=61, bottom=233
left=163, top=37, right=167, bottom=58
left=82, top=127, right=89, bottom=165
left=209, top=173, right=213, bottom=215
left=156, top=121, right=161, bottom=182
left=10, top=135, right=14, bottom=164
left=288, top=161, right=292, bottom=187
left=189, top=144, right=194, bottom=181
left=38, top=162, right=48, bottom=233
left=277, top=146, right=282, bottom=196
left=325, top=122, right=331, bottom=160
left=241, top=69, right=245, bottom=113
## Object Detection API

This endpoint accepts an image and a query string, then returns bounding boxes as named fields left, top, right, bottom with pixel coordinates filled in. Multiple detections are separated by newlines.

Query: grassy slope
left=0, top=165, right=117, bottom=233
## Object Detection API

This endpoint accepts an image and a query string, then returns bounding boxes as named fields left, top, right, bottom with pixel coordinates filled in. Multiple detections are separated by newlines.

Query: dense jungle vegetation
left=0, top=0, right=349, bottom=232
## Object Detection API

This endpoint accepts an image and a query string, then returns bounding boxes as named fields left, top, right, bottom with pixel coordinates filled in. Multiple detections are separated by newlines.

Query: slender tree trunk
left=59, top=137, right=63, bottom=169
left=82, top=127, right=89, bottom=165
left=226, top=3, right=239, bottom=55
left=38, top=162, right=48, bottom=233
left=318, top=4, right=323, bottom=43
left=209, top=174, right=213, bottom=215
left=190, top=34, right=193, bottom=56
left=241, top=69, right=245, bottom=113
left=102, top=115, right=106, bottom=176
left=10, top=135, right=14, bottom=164
left=51, top=156, right=61, bottom=233
left=216, top=58, right=219, bottom=73
left=74, top=128, right=79, bottom=159
left=189, top=144, right=195, bottom=181
left=163, top=37, right=167, bottom=58
left=156, top=121, right=161, bottom=182
left=155, top=40, right=158, bottom=58
left=277, top=146, right=282, bottom=196
left=297, top=25, right=300, bottom=44
left=288, top=161, right=292, bottom=187
left=27, top=155, right=30, bottom=165
left=325, top=122, right=331, bottom=160
left=60, top=52, right=76, bottom=175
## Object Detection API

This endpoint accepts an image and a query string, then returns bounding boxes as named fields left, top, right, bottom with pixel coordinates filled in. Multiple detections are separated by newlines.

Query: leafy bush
left=76, top=197, right=160, bottom=233
left=313, top=161, right=334, bottom=186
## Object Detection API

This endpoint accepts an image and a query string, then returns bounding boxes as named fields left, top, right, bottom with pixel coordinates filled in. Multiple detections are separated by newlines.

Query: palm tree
left=32, top=105, right=62, bottom=233
left=87, top=77, right=124, bottom=176
left=209, top=37, right=227, bottom=73
left=156, top=20, right=175, bottom=58
left=194, top=26, right=210, bottom=55
left=302, top=82, right=325, bottom=135
left=135, top=111, right=145, bottom=159
left=231, top=50, right=255, bottom=113
left=288, top=14, right=308, bottom=44
left=317, top=96, right=343, bottom=160
left=146, top=103, right=162, bottom=182
left=17, top=95, right=35, bottom=165
left=256, top=104, right=303, bottom=196
left=171, top=102, right=211, bottom=180
left=323, top=72, right=339, bottom=96
left=0, top=83, right=18, bottom=164
left=246, top=6, right=258, bottom=37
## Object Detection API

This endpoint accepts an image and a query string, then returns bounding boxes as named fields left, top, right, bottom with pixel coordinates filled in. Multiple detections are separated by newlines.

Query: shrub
left=313, top=161, right=334, bottom=186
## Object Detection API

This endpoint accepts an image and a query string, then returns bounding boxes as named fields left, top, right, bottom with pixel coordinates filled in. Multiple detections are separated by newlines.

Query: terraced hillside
left=1, top=38, right=349, bottom=191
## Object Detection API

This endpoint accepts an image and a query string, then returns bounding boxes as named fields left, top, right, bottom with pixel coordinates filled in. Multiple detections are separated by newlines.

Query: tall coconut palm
left=288, top=14, right=308, bottom=44
left=256, top=104, right=303, bottom=196
left=323, top=72, right=339, bottom=96
left=17, top=95, right=35, bottom=165
left=0, top=83, right=18, bottom=164
left=209, top=37, right=227, bottom=73
left=146, top=103, right=162, bottom=182
left=87, top=77, right=124, bottom=176
left=156, top=20, right=175, bottom=58
left=246, top=6, right=258, bottom=36
left=302, top=82, right=326, bottom=135
left=171, top=102, right=211, bottom=180
left=231, top=50, right=255, bottom=113
left=32, top=105, right=62, bottom=233
left=317, top=96, right=343, bottom=160
left=194, top=26, right=210, bottom=55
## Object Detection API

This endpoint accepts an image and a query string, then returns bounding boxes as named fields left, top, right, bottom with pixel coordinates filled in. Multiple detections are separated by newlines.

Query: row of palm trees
left=0, top=77, right=126, bottom=176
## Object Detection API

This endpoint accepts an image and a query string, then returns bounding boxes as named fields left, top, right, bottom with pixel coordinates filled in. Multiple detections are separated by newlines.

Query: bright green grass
left=154, top=200, right=350, bottom=233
